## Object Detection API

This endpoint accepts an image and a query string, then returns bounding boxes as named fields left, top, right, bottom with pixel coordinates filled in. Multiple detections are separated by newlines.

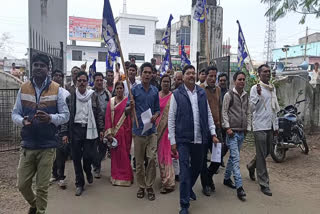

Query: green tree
left=262, top=0, right=320, bottom=24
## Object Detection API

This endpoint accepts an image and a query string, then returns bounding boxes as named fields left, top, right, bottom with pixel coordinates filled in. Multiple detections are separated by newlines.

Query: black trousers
left=71, top=124, right=95, bottom=187
left=52, top=143, right=68, bottom=180
left=200, top=128, right=228, bottom=189
left=92, top=140, right=107, bottom=173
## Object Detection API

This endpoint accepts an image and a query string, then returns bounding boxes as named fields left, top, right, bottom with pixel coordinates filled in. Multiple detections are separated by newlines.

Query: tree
left=0, top=32, right=13, bottom=58
left=262, top=0, right=320, bottom=24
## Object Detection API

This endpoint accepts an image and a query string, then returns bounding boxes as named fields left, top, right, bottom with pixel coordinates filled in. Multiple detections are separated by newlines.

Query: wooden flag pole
left=115, top=34, right=139, bottom=128
left=204, top=4, right=210, bottom=66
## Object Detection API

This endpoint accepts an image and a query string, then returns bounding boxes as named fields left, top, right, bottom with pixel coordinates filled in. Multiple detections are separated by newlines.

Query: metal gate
left=0, top=89, right=20, bottom=152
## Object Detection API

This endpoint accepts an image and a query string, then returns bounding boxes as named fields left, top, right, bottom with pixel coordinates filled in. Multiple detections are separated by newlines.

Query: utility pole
left=263, top=0, right=276, bottom=64
left=304, top=26, right=308, bottom=61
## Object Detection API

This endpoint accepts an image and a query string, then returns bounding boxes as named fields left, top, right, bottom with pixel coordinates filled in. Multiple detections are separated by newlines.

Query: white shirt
left=250, top=84, right=279, bottom=131
left=168, top=85, right=216, bottom=145
left=74, top=98, right=89, bottom=124
left=124, top=79, right=141, bottom=97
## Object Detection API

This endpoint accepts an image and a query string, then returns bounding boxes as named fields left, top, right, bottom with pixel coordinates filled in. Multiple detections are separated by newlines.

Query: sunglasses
left=77, top=79, right=87, bottom=83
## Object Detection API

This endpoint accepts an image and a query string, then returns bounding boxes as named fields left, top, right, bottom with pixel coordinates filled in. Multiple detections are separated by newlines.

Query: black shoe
left=179, top=207, right=189, bottom=214
left=237, top=187, right=246, bottom=201
left=223, top=179, right=236, bottom=189
left=94, top=171, right=101, bottom=179
left=87, top=175, right=93, bottom=184
left=190, top=190, right=197, bottom=201
left=202, top=186, right=211, bottom=196
left=175, top=175, right=180, bottom=182
left=261, top=186, right=272, bottom=196
left=246, top=164, right=256, bottom=181
left=28, top=207, right=37, bottom=214
left=75, top=187, right=83, bottom=196
left=210, top=183, right=216, bottom=192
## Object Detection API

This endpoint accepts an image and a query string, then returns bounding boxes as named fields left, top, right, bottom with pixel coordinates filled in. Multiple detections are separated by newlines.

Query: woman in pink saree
left=105, top=81, right=133, bottom=186
left=156, top=74, right=175, bottom=193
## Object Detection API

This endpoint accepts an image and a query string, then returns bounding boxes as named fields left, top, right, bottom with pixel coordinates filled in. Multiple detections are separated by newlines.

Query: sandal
left=160, top=187, right=167, bottom=194
left=147, top=188, right=155, bottom=201
left=137, top=188, right=145, bottom=199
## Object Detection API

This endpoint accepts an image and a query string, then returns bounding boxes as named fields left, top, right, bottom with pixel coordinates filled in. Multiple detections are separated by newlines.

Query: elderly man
left=61, top=71, right=104, bottom=196
left=168, top=65, right=218, bottom=214
left=171, top=71, right=183, bottom=90
left=12, top=54, right=69, bottom=214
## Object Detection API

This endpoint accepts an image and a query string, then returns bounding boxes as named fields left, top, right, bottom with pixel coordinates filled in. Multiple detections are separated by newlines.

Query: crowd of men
left=12, top=53, right=279, bottom=214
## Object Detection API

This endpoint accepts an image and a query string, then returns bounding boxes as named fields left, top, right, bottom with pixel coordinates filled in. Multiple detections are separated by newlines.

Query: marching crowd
left=12, top=53, right=279, bottom=214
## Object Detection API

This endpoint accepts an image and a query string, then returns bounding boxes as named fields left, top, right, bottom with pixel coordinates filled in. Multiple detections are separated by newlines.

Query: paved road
left=46, top=158, right=319, bottom=214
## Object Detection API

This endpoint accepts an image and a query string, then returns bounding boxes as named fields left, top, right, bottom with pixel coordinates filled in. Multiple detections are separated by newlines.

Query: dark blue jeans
left=177, top=142, right=204, bottom=209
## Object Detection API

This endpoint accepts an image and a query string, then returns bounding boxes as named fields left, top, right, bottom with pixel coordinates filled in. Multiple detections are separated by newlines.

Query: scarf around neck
left=259, top=81, right=280, bottom=113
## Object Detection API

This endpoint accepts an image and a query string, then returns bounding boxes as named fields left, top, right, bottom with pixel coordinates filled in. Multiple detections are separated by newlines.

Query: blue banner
left=88, top=59, right=96, bottom=87
left=181, top=40, right=191, bottom=69
left=237, top=20, right=248, bottom=70
left=161, top=14, right=174, bottom=51
left=102, top=0, right=120, bottom=61
left=161, top=50, right=171, bottom=76
left=106, top=52, right=114, bottom=70
left=193, top=0, right=206, bottom=23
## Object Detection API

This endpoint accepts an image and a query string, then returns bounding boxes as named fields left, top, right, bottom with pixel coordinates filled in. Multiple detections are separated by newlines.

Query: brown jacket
left=201, top=82, right=221, bottom=128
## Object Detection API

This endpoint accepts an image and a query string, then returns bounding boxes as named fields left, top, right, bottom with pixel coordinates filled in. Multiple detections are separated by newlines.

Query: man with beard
left=92, top=72, right=111, bottom=178
left=168, top=65, right=218, bottom=214
left=12, top=54, right=69, bottom=214
left=200, top=66, right=222, bottom=196
left=61, top=71, right=104, bottom=196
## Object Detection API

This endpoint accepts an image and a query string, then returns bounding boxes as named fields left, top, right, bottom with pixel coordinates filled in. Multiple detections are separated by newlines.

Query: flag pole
left=204, top=4, right=210, bottom=66
left=115, top=34, right=139, bottom=128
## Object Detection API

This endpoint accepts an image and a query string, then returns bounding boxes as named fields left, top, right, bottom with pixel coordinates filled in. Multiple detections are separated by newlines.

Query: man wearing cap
left=12, top=54, right=70, bottom=214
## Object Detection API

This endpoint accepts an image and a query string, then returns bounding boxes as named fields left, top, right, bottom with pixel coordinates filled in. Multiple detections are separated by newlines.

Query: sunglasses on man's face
left=77, top=79, right=87, bottom=83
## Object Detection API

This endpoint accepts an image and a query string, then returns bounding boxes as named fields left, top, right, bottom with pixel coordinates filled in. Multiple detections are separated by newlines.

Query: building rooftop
left=115, top=13, right=158, bottom=23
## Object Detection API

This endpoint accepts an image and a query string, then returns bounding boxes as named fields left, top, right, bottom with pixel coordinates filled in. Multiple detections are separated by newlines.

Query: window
left=72, top=50, right=82, bottom=61
left=128, top=53, right=145, bottom=62
left=176, top=27, right=191, bottom=45
left=98, top=52, right=108, bottom=62
left=129, top=25, right=145, bottom=35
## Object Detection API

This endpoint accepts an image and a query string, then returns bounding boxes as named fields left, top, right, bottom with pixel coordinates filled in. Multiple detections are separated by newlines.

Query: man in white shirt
left=124, top=63, right=141, bottom=97
left=61, top=71, right=104, bottom=196
left=168, top=65, right=219, bottom=214
left=247, top=64, right=279, bottom=197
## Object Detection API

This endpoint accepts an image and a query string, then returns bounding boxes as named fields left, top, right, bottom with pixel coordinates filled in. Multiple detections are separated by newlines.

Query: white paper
left=211, top=143, right=222, bottom=163
left=141, top=108, right=153, bottom=135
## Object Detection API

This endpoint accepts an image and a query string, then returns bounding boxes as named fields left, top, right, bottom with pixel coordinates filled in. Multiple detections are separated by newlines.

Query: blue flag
left=237, top=20, right=248, bottom=70
left=106, top=52, right=114, bottom=70
left=88, top=59, right=96, bottom=87
left=181, top=40, right=191, bottom=69
left=102, top=0, right=120, bottom=61
left=161, top=50, right=171, bottom=76
left=161, top=14, right=173, bottom=51
left=193, top=0, right=206, bottom=23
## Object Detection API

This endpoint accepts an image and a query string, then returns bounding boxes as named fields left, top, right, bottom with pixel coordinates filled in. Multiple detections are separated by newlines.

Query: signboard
left=69, top=16, right=102, bottom=42
left=179, top=45, right=191, bottom=55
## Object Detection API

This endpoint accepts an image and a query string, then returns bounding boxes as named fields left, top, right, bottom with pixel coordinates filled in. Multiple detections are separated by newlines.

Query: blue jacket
left=173, top=84, right=210, bottom=144
left=20, top=79, right=59, bottom=149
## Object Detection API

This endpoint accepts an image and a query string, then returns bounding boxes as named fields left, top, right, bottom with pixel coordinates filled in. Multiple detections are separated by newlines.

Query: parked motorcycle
left=270, top=91, right=309, bottom=163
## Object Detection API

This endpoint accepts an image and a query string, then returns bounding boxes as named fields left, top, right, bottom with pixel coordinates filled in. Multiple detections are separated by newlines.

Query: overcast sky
left=1, top=0, right=319, bottom=61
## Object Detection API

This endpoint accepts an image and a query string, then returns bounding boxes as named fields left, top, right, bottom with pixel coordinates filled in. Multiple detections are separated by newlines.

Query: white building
left=66, top=45, right=109, bottom=75
left=115, top=13, right=158, bottom=66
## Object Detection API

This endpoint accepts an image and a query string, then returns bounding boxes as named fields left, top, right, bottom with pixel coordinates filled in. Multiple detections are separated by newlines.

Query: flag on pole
left=181, top=40, right=191, bottom=68
left=161, top=14, right=173, bottom=51
left=236, top=20, right=248, bottom=70
left=102, top=0, right=120, bottom=61
left=106, top=52, right=114, bottom=70
left=193, top=0, right=207, bottom=23
left=88, top=59, right=96, bottom=87
left=161, top=50, right=171, bottom=76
